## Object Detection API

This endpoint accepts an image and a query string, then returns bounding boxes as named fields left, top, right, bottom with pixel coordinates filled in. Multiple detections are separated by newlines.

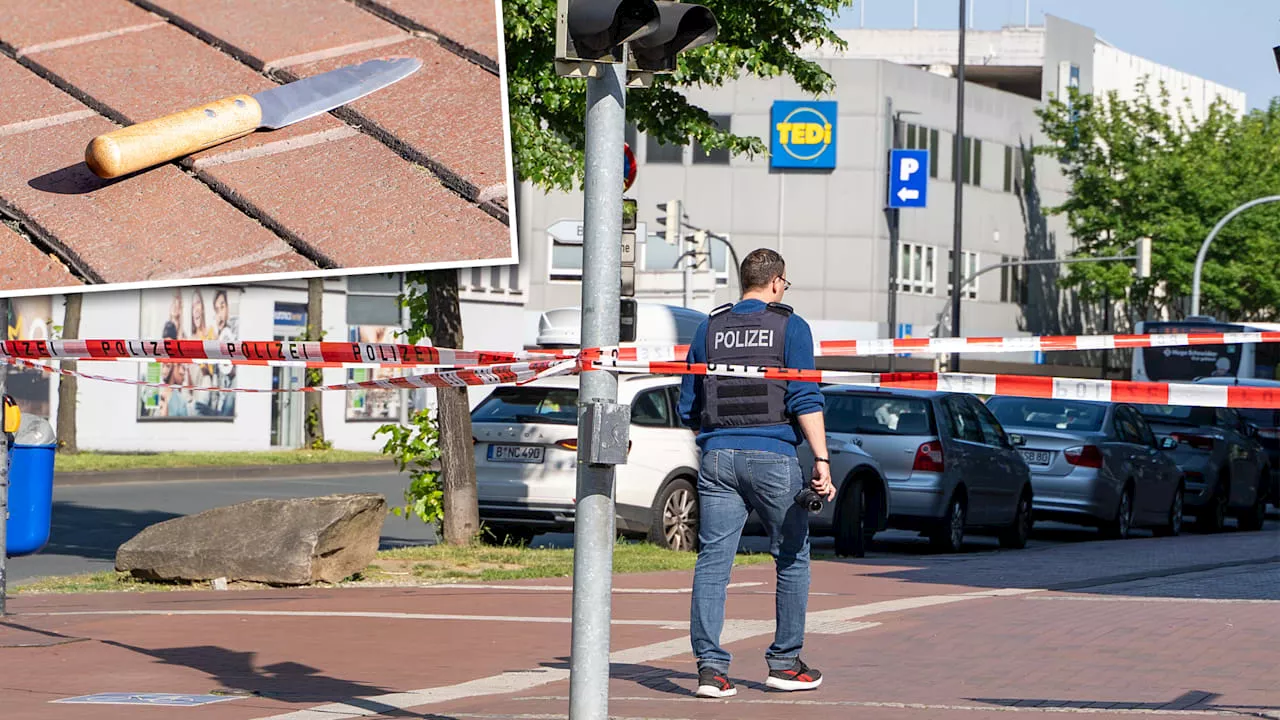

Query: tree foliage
left=503, top=0, right=855, bottom=190
left=1035, top=83, right=1280, bottom=326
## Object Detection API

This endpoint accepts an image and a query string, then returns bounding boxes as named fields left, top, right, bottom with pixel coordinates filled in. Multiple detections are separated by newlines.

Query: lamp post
left=1190, top=196, right=1280, bottom=317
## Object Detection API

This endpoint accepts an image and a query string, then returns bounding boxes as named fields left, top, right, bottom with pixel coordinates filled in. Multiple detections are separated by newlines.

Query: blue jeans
left=690, top=447, right=811, bottom=673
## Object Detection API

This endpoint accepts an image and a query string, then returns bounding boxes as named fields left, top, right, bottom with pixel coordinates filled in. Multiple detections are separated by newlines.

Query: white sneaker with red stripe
left=765, top=658, right=823, bottom=691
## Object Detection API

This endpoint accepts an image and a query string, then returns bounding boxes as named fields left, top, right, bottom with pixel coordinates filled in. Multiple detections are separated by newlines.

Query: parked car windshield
left=472, top=387, right=579, bottom=425
left=986, top=398, right=1106, bottom=431
left=823, top=393, right=933, bottom=435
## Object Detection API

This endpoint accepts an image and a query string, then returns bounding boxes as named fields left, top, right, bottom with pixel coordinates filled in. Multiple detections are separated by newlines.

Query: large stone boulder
left=115, top=493, right=387, bottom=585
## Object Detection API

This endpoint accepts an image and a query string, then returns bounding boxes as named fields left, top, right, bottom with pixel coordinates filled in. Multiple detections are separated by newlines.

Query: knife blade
left=84, top=56, right=422, bottom=180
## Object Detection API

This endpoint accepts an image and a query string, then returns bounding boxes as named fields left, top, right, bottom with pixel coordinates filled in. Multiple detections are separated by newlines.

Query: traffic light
left=628, top=2, right=718, bottom=73
left=1136, top=237, right=1152, bottom=279
left=656, top=198, right=682, bottom=244
left=556, top=0, right=661, bottom=72
left=556, top=0, right=717, bottom=79
left=1274, top=45, right=1279, bottom=73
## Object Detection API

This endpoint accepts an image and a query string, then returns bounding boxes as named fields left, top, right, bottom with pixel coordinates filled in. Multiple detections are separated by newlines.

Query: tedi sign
left=770, top=100, right=837, bottom=169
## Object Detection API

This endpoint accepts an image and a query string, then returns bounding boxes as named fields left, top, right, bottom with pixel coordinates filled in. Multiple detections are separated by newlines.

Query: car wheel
left=1101, top=485, right=1134, bottom=540
left=1195, top=478, right=1228, bottom=533
left=1237, top=478, right=1267, bottom=532
left=929, top=492, right=966, bottom=553
left=1153, top=484, right=1184, bottom=537
left=649, top=478, right=699, bottom=552
left=999, top=487, right=1033, bottom=549
left=834, top=476, right=869, bottom=558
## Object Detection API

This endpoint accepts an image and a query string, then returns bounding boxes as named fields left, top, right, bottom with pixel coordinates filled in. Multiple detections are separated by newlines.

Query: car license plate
left=1020, top=449, right=1052, bottom=466
left=487, top=445, right=545, bottom=464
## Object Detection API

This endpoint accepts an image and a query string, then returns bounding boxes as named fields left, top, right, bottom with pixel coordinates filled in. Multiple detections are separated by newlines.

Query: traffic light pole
left=569, top=60, right=625, bottom=720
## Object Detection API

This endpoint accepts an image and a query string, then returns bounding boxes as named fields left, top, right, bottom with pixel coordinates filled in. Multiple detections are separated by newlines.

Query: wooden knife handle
left=85, top=94, right=263, bottom=179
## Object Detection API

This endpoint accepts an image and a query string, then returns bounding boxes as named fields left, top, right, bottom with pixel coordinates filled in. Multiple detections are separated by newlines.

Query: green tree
left=504, top=0, right=856, bottom=190
left=1035, top=83, right=1280, bottom=327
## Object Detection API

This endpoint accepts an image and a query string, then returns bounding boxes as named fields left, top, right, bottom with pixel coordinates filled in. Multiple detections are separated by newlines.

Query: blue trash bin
left=6, top=415, right=56, bottom=557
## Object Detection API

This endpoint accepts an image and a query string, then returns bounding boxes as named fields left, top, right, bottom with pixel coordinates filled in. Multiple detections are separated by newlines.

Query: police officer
left=677, top=248, right=834, bottom=699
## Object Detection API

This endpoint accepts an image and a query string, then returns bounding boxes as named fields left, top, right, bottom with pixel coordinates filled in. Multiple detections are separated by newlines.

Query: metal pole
left=950, top=0, right=967, bottom=371
left=0, top=296, right=9, bottom=616
left=569, top=60, right=624, bottom=720
left=1190, top=195, right=1280, bottom=316
left=683, top=240, right=693, bottom=308
left=885, top=98, right=902, bottom=372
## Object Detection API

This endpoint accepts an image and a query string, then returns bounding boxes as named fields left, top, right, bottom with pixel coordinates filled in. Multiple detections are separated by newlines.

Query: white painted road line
left=249, top=589, right=1043, bottom=720
left=422, top=581, right=765, bottom=593
left=1025, top=595, right=1280, bottom=605
left=520, top=696, right=1273, bottom=717
left=19, top=610, right=690, bottom=627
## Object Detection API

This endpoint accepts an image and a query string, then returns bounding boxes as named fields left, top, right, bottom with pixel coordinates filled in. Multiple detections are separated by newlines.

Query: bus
left=1131, top=317, right=1280, bottom=383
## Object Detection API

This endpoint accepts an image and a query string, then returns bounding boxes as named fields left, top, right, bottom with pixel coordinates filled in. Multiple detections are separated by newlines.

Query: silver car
left=815, top=388, right=1034, bottom=553
left=984, top=397, right=1186, bottom=538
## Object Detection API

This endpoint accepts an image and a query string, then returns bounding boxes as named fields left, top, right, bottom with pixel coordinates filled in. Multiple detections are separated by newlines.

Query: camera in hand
left=794, top=488, right=824, bottom=513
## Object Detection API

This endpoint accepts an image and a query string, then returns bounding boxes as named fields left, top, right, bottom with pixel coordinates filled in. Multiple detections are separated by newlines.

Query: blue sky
left=832, top=0, right=1279, bottom=110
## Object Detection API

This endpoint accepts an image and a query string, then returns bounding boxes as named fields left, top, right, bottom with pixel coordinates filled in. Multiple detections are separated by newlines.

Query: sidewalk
left=2, top=530, right=1277, bottom=720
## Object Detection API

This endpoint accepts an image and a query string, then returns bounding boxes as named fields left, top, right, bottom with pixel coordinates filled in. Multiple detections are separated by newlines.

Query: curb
left=53, top=460, right=401, bottom=487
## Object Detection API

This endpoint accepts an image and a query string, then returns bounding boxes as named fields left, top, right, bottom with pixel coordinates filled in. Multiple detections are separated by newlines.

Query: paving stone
left=0, top=224, right=81, bottom=292
left=137, top=0, right=407, bottom=70
left=0, top=116, right=315, bottom=284
left=356, top=0, right=500, bottom=64
left=197, top=131, right=514, bottom=268
left=0, top=56, right=87, bottom=128
left=0, top=0, right=161, bottom=54
left=283, top=37, right=507, bottom=199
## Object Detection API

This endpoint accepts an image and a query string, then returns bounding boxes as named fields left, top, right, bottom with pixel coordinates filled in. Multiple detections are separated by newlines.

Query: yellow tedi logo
left=776, top=107, right=832, bottom=161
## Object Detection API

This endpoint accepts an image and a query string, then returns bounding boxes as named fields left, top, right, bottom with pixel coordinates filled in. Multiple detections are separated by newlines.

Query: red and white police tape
left=2, top=329, right=1279, bottom=366
left=5, top=357, right=575, bottom=394
left=5, top=330, right=1280, bottom=408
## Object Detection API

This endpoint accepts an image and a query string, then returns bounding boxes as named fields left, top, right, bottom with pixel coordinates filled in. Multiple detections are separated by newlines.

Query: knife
left=84, top=56, right=422, bottom=179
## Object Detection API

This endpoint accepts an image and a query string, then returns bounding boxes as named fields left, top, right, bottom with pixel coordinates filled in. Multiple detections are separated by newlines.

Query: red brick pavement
left=2, top=559, right=1275, bottom=720
left=0, top=0, right=512, bottom=292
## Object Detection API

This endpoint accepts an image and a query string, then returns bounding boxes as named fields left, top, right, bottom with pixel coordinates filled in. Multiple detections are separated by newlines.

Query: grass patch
left=55, top=449, right=386, bottom=473
left=14, top=541, right=771, bottom=594
left=364, top=540, right=769, bottom=584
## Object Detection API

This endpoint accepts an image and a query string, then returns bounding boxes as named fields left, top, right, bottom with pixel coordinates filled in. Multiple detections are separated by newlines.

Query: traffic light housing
left=628, top=1, right=717, bottom=73
left=556, top=0, right=717, bottom=79
left=556, top=0, right=661, bottom=72
left=656, top=198, right=682, bottom=244
left=1274, top=45, right=1279, bottom=73
left=620, top=298, right=638, bottom=342
left=1136, top=237, right=1152, bottom=279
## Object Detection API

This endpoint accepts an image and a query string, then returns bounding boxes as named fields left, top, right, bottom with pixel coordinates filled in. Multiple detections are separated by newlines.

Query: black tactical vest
left=700, top=302, right=792, bottom=429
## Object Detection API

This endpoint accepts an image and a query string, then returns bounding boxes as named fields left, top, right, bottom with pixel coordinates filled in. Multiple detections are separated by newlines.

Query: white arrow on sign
left=547, top=219, right=584, bottom=245
left=897, top=186, right=920, bottom=202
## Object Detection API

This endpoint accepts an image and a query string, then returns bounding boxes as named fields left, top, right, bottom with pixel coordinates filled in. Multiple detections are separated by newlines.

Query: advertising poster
left=6, top=297, right=53, bottom=417
left=137, top=287, right=241, bottom=420
left=346, top=325, right=405, bottom=421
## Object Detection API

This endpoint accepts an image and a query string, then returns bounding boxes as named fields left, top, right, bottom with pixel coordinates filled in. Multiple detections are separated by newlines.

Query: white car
left=470, top=373, right=888, bottom=554
left=472, top=374, right=702, bottom=550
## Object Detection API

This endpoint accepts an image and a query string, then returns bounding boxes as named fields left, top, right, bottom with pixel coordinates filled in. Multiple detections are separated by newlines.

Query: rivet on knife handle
left=85, top=95, right=263, bottom=179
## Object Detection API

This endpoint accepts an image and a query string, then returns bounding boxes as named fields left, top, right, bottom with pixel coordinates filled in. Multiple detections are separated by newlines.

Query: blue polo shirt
left=676, top=299, right=824, bottom=457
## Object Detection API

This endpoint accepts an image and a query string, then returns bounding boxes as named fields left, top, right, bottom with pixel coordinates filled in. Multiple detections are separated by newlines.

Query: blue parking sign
left=888, top=149, right=929, bottom=208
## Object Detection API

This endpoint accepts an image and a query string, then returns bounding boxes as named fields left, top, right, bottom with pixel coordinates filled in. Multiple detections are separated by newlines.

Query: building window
left=549, top=234, right=582, bottom=281
left=1000, top=255, right=1029, bottom=304
left=1004, top=145, right=1027, bottom=193
left=646, top=131, right=684, bottom=164
left=903, top=123, right=940, bottom=179
left=894, top=242, right=937, bottom=296
left=692, top=115, right=731, bottom=165
left=946, top=250, right=980, bottom=300
left=346, top=273, right=403, bottom=326
left=960, top=137, right=982, bottom=186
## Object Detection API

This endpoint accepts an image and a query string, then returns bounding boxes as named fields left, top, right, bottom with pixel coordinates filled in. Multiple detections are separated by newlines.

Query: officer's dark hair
left=740, top=248, right=786, bottom=291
